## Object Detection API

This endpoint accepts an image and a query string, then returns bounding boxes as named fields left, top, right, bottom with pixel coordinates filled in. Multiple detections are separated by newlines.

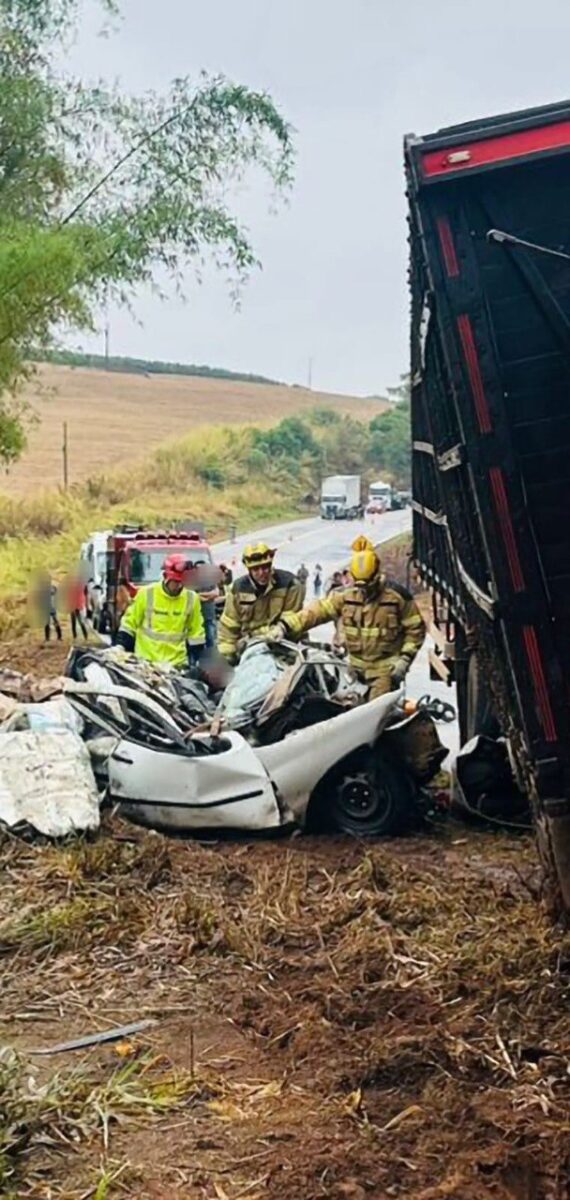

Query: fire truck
left=92, top=525, right=216, bottom=635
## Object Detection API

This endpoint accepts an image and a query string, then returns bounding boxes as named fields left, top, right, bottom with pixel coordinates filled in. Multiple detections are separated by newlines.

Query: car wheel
left=328, top=751, right=415, bottom=836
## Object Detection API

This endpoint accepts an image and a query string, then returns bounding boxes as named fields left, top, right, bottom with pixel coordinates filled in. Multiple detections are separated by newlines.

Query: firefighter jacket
left=280, top=577, right=425, bottom=693
left=218, top=569, right=304, bottom=661
left=120, top=582, right=205, bottom=668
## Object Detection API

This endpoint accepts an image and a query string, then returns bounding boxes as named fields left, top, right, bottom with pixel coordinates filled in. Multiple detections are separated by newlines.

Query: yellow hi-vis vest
left=119, top=582, right=205, bottom=668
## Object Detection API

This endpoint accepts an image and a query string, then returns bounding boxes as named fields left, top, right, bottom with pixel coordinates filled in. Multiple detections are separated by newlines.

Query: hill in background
left=4, top=364, right=387, bottom=496
left=37, top=349, right=283, bottom=386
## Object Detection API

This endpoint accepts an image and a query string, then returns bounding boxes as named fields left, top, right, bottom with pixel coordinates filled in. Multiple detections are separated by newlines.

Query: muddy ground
left=0, top=637, right=569, bottom=1199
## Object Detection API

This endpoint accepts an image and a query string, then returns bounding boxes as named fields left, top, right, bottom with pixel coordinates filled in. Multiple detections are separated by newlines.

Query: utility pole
left=104, top=285, right=110, bottom=368
left=307, top=356, right=313, bottom=390
left=62, top=422, right=69, bottom=490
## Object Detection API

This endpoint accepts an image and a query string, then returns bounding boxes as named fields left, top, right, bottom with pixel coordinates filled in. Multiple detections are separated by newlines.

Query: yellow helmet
left=242, top=542, right=276, bottom=569
left=350, top=535, right=380, bottom=583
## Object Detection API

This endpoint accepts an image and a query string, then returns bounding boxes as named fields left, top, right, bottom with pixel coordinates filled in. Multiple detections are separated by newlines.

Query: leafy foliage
left=0, top=0, right=294, bottom=462
left=369, top=398, right=411, bottom=484
left=253, top=416, right=321, bottom=462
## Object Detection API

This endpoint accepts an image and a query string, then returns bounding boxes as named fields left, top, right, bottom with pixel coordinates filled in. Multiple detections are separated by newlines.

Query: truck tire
left=456, top=651, right=500, bottom=743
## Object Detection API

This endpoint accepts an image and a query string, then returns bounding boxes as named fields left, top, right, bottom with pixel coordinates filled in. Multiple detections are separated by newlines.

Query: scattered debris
left=30, top=1018, right=157, bottom=1055
left=0, top=728, right=100, bottom=836
left=1, top=828, right=568, bottom=1198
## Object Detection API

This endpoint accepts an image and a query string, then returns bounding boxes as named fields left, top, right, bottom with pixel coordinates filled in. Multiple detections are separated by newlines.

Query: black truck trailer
left=405, top=100, right=570, bottom=910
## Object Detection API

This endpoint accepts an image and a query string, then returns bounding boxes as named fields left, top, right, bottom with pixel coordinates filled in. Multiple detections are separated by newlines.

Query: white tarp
left=0, top=729, right=100, bottom=836
left=2, top=697, right=84, bottom=736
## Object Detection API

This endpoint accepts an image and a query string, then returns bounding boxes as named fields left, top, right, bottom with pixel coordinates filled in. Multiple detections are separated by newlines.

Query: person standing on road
left=35, top=572, right=62, bottom=643
left=65, top=574, right=89, bottom=641
left=313, top=564, right=323, bottom=598
left=218, top=543, right=304, bottom=666
left=296, top=561, right=309, bottom=601
left=117, top=554, right=205, bottom=667
left=269, top=536, right=425, bottom=697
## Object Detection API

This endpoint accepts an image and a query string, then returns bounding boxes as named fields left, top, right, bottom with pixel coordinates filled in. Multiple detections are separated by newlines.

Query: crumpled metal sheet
left=110, top=730, right=284, bottom=832
left=0, top=729, right=100, bottom=836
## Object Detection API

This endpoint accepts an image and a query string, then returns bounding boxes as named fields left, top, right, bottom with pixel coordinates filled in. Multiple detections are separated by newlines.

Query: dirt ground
left=1, top=776, right=569, bottom=1196
left=2, top=365, right=384, bottom=496
left=0, top=635, right=569, bottom=1199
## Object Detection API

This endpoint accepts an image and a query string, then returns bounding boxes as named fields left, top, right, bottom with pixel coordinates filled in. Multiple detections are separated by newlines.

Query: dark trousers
left=189, top=615, right=216, bottom=666
left=44, top=613, right=62, bottom=641
left=71, top=610, right=88, bottom=639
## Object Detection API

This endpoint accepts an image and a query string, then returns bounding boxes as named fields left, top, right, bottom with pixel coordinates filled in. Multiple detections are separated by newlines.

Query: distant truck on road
left=406, top=97, right=570, bottom=911
left=320, top=475, right=362, bottom=520
left=366, top=478, right=392, bottom=513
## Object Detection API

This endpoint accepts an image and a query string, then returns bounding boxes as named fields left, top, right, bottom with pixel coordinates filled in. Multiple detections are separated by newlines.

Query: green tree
left=369, top=399, right=411, bottom=486
left=253, top=416, right=320, bottom=462
left=0, top=0, right=294, bottom=463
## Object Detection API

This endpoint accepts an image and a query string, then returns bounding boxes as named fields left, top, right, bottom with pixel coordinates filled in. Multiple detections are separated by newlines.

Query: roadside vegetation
left=0, top=404, right=410, bottom=637
left=35, top=349, right=284, bottom=387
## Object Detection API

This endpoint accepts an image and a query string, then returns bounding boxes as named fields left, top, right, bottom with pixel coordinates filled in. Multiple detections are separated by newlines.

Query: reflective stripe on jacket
left=218, top=569, right=304, bottom=660
left=281, top=577, right=425, bottom=685
left=120, top=582, right=205, bottom=668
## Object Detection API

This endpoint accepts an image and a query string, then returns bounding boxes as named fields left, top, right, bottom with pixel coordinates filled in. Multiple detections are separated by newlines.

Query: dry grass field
left=3, top=364, right=386, bottom=495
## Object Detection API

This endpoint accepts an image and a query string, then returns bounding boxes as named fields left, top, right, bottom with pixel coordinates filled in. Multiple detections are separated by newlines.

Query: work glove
left=390, top=656, right=410, bottom=688
left=267, top=621, right=287, bottom=642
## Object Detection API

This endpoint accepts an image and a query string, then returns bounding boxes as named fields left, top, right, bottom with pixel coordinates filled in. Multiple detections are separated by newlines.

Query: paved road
left=213, top=513, right=459, bottom=763
left=213, top=510, right=410, bottom=582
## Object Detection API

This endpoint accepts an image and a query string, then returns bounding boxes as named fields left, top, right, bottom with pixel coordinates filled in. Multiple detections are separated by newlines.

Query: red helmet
left=162, top=553, right=190, bottom=583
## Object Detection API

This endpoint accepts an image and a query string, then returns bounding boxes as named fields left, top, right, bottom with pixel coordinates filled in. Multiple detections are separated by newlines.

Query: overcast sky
left=70, top=0, right=570, bottom=395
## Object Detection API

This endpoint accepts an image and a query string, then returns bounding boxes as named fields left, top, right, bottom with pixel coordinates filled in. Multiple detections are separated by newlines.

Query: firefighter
left=117, top=553, right=205, bottom=668
left=217, top=542, right=304, bottom=665
left=270, top=535, right=425, bottom=697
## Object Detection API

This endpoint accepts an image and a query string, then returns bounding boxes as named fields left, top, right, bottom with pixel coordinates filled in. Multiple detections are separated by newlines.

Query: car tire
left=310, top=749, right=416, bottom=836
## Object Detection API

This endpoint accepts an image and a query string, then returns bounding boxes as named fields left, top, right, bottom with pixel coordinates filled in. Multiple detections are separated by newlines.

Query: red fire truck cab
left=104, top=526, right=215, bottom=633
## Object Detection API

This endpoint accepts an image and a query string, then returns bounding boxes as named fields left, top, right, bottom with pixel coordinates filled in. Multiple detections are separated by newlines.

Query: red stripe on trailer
left=436, top=216, right=460, bottom=277
left=456, top=314, right=493, bottom=433
left=488, top=467, right=525, bottom=593
left=522, top=626, right=558, bottom=743
left=422, top=118, right=570, bottom=178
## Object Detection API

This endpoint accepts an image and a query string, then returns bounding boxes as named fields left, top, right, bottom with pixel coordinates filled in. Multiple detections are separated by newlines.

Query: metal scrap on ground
left=30, top=1019, right=157, bottom=1055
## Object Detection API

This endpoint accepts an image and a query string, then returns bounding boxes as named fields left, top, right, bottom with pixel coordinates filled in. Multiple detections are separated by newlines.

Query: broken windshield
left=218, top=642, right=286, bottom=725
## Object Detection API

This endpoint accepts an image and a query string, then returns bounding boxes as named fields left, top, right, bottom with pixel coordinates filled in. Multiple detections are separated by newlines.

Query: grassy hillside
left=4, top=365, right=386, bottom=497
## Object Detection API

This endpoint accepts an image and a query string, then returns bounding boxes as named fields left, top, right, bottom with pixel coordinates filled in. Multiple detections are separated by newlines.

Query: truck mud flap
left=451, top=734, right=531, bottom=826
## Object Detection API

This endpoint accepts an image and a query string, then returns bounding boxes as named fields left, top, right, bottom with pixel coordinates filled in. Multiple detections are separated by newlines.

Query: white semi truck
left=320, top=474, right=362, bottom=520
left=367, top=479, right=392, bottom=512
